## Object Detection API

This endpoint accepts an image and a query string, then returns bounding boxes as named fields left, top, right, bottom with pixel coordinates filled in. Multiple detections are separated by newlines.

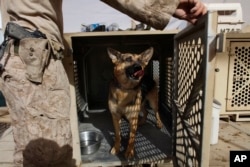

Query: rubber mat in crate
left=79, top=110, right=172, bottom=166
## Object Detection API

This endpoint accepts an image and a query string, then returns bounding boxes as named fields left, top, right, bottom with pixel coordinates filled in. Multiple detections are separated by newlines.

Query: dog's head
left=107, top=47, right=153, bottom=88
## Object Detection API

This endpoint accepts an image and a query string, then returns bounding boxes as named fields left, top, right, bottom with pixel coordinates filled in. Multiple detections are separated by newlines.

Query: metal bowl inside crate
left=80, top=130, right=103, bottom=155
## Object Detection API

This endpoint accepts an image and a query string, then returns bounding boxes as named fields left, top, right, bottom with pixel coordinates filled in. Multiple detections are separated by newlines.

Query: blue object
left=0, top=91, right=6, bottom=106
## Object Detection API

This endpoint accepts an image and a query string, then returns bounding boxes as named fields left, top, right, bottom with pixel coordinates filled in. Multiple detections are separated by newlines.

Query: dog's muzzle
left=126, top=63, right=144, bottom=80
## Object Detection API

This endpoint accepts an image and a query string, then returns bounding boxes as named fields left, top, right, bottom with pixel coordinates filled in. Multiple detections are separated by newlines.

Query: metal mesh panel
left=159, top=51, right=174, bottom=131
left=165, top=57, right=173, bottom=108
left=73, top=61, right=88, bottom=112
left=174, top=35, right=205, bottom=167
left=172, top=13, right=217, bottom=167
left=153, top=60, right=160, bottom=86
left=80, top=109, right=172, bottom=166
left=227, top=42, right=250, bottom=110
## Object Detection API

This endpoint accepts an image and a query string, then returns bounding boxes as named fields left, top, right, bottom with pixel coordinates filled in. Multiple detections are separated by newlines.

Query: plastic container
left=210, top=99, right=222, bottom=145
left=206, top=3, right=244, bottom=33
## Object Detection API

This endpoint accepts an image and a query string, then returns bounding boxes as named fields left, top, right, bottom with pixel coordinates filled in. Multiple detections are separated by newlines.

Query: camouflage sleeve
left=100, top=0, right=180, bottom=30
left=0, top=0, right=11, bottom=30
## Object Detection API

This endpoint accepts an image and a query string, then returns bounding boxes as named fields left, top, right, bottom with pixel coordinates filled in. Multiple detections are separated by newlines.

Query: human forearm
left=100, top=0, right=207, bottom=29
left=100, top=0, right=179, bottom=30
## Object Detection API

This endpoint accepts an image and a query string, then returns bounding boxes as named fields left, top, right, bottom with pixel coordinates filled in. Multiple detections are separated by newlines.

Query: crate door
left=172, top=12, right=217, bottom=167
left=227, top=42, right=250, bottom=111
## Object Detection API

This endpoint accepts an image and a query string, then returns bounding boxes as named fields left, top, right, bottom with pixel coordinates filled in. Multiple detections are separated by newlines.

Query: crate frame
left=63, top=12, right=217, bottom=167
left=64, top=30, right=178, bottom=166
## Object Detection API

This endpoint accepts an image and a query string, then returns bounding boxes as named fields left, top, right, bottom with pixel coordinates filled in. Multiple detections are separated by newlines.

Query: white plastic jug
left=210, top=99, right=222, bottom=145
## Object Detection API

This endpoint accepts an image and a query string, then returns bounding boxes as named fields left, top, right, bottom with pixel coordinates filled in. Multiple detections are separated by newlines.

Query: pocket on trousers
left=19, top=38, right=51, bottom=83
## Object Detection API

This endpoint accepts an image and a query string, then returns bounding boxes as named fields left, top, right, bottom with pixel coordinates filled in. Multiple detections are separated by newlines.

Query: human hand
left=173, top=0, right=207, bottom=24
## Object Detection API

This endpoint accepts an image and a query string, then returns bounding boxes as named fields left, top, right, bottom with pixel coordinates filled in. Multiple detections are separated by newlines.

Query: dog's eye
left=124, top=57, right=132, bottom=62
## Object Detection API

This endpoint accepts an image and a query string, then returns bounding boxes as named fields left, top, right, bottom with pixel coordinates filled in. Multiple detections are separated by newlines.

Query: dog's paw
left=110, top=146, right=119, bottom=155
left=125, top=149, right=134, bottom=159
left=156, top=121, right=163, bottom=129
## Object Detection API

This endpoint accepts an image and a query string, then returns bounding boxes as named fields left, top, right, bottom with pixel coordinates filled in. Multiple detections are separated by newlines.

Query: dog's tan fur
left=107, top=47, right=163, bottom=159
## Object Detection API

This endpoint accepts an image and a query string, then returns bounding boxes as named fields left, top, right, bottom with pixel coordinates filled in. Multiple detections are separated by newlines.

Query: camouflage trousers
left=0, top=39, right=73, bottom=167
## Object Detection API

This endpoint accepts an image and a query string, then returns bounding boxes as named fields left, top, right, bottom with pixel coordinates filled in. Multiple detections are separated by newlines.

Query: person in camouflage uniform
left=0, top=0, right=206, bottom=166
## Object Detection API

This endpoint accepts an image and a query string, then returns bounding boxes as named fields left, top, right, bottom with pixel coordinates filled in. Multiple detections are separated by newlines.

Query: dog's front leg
left=110, top=114, right=121, bottom=155
left=138, top=100, right=148, bottom=125
left=147, top=87, right=163, bottom=129
left=149, top=97, right=163, bottom=128
left=125, top=113, right=139, bottom=159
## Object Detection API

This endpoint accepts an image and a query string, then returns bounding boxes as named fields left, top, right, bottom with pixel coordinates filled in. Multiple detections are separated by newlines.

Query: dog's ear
left=107, top=48, right=121, bottom=64
left=141, top=47, right=154, bottom=64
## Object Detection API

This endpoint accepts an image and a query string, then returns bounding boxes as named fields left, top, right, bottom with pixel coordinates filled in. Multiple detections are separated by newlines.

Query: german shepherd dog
left=107, top=47, right=163, bottom=159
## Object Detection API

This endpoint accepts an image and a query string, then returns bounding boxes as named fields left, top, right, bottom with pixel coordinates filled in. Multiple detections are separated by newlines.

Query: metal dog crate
left=214, top=32, right=250, bottom=121
left=71, top=31, right=176, bottom=166
left=63, top=12, right=217, bottom=167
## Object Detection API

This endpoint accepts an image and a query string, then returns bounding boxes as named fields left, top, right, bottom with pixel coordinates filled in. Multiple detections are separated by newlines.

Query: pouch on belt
left=18, top=38, right=51, bottom=83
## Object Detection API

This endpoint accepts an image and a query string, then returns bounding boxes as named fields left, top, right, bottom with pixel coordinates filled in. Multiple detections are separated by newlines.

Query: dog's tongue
left=133, top=70, right=144, bottom=78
